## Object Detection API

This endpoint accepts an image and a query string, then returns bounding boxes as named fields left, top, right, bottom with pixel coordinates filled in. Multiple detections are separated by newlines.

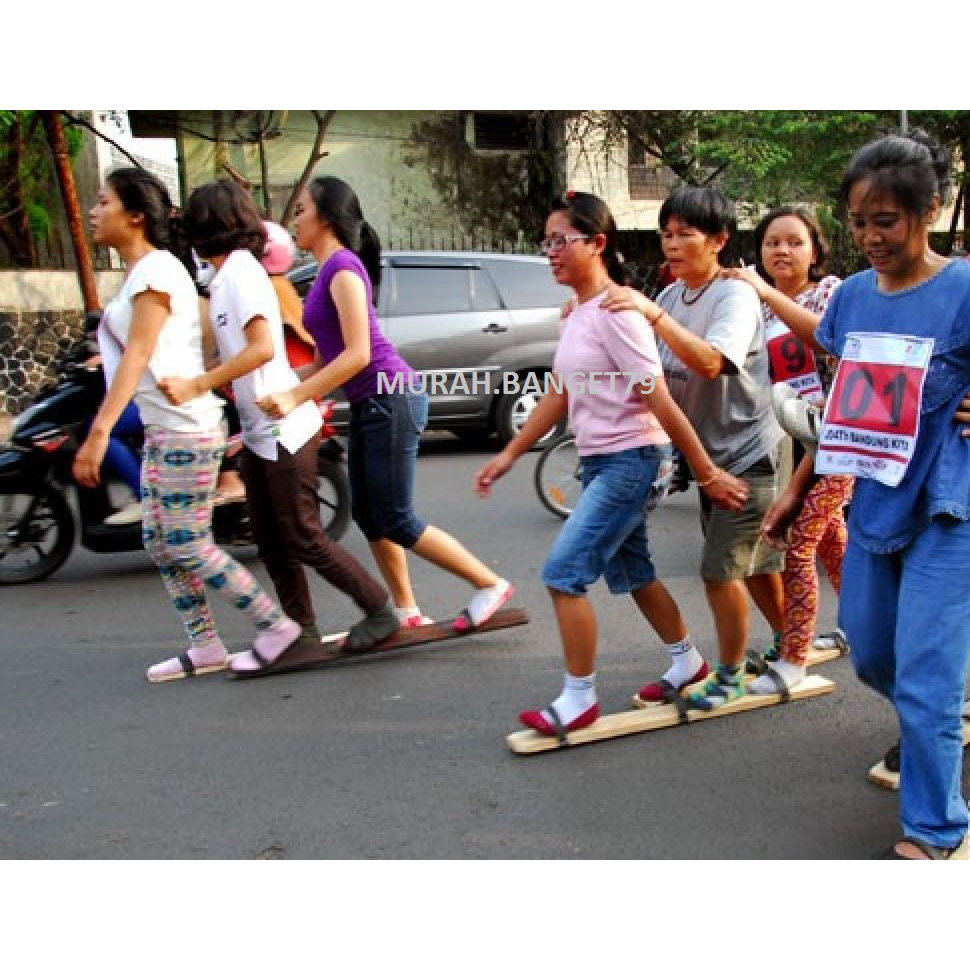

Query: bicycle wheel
left=534, top=435, right=581, bottom=519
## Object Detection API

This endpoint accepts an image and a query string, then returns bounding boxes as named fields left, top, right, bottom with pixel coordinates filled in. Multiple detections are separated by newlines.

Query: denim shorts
left=347, top=391, right=429, bottom=547
left=541, top=444, right=671, bottom=596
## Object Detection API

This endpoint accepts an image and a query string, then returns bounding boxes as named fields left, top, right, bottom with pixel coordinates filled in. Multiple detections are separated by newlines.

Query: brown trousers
left=239, top=433, right=388, bottom=628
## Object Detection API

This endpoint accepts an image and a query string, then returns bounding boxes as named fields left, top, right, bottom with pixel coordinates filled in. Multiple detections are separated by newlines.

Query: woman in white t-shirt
left=74, top=167, right=300, bottom=682
left=163, top=181, right=398, bottom=671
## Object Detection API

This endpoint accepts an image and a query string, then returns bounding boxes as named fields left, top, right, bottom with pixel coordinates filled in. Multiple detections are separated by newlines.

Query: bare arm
left=259, top=270, right=370, bottom=418
left=722, top=267, right=827, bottom=353
left=158, top=316, right=275, bottom=405
left=475, top=389, right=568, bottom=496
left=600, top=284, right=728, bottom=379
left=639, top=373, right=748, bottom=511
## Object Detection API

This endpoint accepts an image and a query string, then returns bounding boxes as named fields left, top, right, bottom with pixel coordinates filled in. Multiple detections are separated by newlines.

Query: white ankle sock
left=749, top=659, right=806, bottom=695
left=662, top=637, right=704, bottom=688
left=395, top=606, right=421, bottom=621
left=548, top=672, right=596, bottom=725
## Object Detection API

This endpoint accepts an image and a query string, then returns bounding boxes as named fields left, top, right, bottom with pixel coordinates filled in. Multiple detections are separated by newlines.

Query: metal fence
left=385, top=226, right=535, bottom=255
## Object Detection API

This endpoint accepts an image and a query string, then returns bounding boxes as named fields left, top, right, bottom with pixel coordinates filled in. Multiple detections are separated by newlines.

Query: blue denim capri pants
left=541, top=444, right=671, bottom=596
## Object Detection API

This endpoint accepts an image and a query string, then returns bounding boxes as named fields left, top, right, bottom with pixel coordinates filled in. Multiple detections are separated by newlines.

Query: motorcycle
left=0, top=340, right=351, bottom=585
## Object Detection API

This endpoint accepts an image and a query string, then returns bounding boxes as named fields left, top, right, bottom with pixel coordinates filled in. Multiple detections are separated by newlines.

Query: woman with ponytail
left=75, top=167, right=301, bottom=683
left=475, top=190, right=748, bottom=737
left=259, top=175, right=514, bottom=633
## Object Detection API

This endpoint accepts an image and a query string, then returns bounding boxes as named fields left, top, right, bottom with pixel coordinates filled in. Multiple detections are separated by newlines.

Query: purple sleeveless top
left=303, top=248, right=416, bottom=404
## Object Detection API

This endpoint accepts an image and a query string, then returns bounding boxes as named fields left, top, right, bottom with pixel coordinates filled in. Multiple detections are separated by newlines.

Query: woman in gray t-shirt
left=602, top=186, right=789, bottom=712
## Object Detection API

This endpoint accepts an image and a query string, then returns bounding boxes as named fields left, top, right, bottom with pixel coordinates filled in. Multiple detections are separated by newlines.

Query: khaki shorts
left=698, top=438, right=792, bottom=582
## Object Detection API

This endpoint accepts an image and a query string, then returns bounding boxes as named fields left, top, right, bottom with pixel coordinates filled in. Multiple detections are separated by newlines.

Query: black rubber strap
left=660, top=681, right=690, bottom=725
left=760, top=665, right=791, bottom=704
left=177, top=652, right=196, bottom=677
left=745, top=648, right=767, bottom=676
left=884, top=742, right=900, bottom=773
left=249, top=646, right=272, bottom=669
left=543, top=706, right=568, bottom=745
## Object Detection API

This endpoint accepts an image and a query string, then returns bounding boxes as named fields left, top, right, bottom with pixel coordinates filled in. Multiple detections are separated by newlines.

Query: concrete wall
left=0, top=269, right=123, bottom=415
left=178, top=110, right=503, bottom=248
left=0, top=270, right=125, bottom=311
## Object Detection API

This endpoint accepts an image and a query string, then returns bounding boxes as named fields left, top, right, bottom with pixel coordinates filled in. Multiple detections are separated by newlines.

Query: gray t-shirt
left=656, top=277, right=783, bottom=474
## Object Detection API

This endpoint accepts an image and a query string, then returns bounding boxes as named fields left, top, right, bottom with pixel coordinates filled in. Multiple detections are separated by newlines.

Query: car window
left=483, top=259, right=571, bottom=309
left=388, top=267, right=500, bottom=316
left=469, top=268, right=502, bottom=312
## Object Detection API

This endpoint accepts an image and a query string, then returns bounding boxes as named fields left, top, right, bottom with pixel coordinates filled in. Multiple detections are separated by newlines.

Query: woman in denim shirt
left=787, top=132, right=970, bottom=859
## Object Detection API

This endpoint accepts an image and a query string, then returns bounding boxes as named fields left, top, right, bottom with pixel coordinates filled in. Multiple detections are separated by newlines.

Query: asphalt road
left=1, top=433, right=964, bottom=859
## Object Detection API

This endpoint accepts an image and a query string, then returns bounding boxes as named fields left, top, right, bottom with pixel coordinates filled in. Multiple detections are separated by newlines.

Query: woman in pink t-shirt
left=476, top=191, right=748, bottom=738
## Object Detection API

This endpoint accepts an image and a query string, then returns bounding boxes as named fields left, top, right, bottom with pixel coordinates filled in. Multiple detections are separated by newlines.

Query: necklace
left=680, top=272, right=720, bottom=306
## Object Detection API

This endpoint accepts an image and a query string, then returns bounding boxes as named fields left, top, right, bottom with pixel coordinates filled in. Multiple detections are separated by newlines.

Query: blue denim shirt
left=815, top=260, right=970, bottom=553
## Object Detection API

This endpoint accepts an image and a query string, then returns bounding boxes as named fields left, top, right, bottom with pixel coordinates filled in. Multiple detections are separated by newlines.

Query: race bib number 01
left=816, top=332, right=934, bottom=487
left=766, top=319, right=824, bottom=405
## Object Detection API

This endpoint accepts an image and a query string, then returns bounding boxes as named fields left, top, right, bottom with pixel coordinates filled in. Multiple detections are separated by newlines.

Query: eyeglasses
left=538, top=233, right=589, bottom=256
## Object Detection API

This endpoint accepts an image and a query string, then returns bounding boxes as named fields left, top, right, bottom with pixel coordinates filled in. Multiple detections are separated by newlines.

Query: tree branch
left=61, top=111, right=146, bottom=170
left=281, top=110, right=335, bottom=226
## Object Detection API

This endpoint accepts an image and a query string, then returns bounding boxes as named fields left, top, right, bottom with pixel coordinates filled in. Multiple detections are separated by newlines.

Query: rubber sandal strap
left=760, top=665, right=791, bottom=704
left=177, top=652, right=196, bottom=677
left=248, top=646, right=272, bottom=669
left=659, top=679, right=690, bottom=725
left=745, top=648, right=767, bottom=676
left=884, top=742, right=901, bottom=773
left=543, top=706, right=568, bottom=745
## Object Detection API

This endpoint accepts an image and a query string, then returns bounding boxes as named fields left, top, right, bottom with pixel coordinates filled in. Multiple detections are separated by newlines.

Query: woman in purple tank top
left=258, top=176, right=514, bottom=632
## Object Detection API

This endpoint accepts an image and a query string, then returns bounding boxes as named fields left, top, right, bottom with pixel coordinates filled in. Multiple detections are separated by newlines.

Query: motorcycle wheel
left=534, top=434, right=581, bottom=519
left=0, top=487, right=75, bottom=584
left=317, top=456, right=350, bottom=542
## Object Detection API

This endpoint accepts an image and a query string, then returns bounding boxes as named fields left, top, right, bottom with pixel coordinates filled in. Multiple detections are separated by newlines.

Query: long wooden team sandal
left=881, top=834, right=970, bottom=860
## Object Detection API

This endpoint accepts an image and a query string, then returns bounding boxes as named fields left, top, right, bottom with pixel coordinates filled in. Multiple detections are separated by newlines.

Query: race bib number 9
left=816, top=332, right=934, bottom=487
left=766, top=319, right=824, bottom=405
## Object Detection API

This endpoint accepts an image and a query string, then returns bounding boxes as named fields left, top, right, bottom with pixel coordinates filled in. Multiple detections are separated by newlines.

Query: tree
left=41, top=111, right=99, bottom=311
left=280, top=110, right=334, bottom=226
left=402, top=111, right=567, bottom=248
left=907, top=110, right=970, bottom=254
left=573, top=110, right=893, bottom=211
left=0, top=110, right=83, bottom=267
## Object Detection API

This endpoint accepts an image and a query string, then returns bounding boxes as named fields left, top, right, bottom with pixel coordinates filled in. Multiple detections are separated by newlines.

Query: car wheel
left=494, top=374, right=565, bottom=447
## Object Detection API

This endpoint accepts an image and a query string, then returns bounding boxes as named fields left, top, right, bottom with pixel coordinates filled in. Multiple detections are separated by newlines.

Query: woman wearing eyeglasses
left=258, top=176, right=514, bottom=639
left=475, top=191, right=748, bottom=738
left=602, top=186, right=790, bottom=712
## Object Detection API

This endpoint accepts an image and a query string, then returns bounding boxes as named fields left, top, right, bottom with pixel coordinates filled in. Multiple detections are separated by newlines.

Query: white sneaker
left=772, top=383, right=822, bottom=450
left=103, top=501, right=143, bottom=526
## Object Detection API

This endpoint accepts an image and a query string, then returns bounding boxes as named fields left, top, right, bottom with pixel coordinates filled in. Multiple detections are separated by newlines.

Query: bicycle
left=534, top=433, right=691, bottom=520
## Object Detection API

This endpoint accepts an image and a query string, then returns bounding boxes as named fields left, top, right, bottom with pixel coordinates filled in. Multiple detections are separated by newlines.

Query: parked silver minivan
left=289, top=251, right=572, bottom=443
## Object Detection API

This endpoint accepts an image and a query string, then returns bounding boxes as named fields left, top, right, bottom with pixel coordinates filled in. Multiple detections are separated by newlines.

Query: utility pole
left=42, top=111, right=100, bottom=311
left=900, top=110, right=909, bottom=136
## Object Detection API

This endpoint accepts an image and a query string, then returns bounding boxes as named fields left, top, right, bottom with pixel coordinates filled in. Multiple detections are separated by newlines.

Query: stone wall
left=0, top=308, right=85, bottom=415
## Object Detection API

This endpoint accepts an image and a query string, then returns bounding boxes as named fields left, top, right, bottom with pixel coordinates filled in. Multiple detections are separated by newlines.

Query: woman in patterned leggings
left=73, top=167, right=299, bottom=683
left=724, top=207, right=852, bottom=693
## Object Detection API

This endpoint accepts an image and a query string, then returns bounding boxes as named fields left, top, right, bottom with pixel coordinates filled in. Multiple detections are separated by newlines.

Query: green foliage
left=0, top=110, right=83, bottom=266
